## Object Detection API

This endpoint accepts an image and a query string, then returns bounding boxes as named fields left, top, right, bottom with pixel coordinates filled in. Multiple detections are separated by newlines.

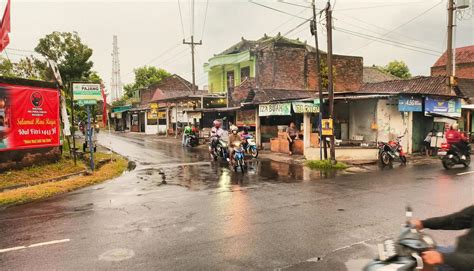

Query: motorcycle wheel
left=380, top=151, right=392, bottom=167
left=442, top=157, right=454, bottom=170
left=251, top=147, right=259, bottom=158
left=463, top=155, right=471, bottom=168
left=400, top=156, right=407, bottom=165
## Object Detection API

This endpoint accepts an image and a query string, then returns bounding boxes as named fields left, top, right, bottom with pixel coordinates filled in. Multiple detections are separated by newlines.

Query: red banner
left=0, top=83, right=60, bottom=151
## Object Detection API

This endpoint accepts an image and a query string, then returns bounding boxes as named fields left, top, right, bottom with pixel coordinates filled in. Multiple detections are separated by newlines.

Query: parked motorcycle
left=378, top=136, right=407, bottom=167
left=209, top=137, right=229, bottom=161
left=184, top=134, right=199, bottom=147
left=242, top=134, right=258, bottom=158
left=438, top=142, right=471, bottom=169
left=364, top=207, right=437, bottom=271
left=232, top=142, right=246, bottom=172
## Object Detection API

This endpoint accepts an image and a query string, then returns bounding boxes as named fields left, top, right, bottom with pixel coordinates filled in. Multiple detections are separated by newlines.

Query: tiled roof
left=433, top=45, right=474, bottom=67
left=363, top=67, right=398, bottom=83
left=358, top=76, right=455, bottom=96
left=245, top=88, right=317, bottom=104
left=457, top=78, right=474, bottom=99
left=217, top=34, right=320, bottom=56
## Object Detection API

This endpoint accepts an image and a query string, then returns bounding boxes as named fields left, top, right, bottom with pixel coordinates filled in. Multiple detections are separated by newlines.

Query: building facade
left=431, top=45, right=474, bottom=79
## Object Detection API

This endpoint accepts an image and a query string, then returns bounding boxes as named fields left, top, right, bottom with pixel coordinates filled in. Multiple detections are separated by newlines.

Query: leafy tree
left=34, top=31, right=94, bottom=86
left=124, top=66, right=171, bottom=98
left=382, top=60, right=411, bottom=79
left=0, top=56, right=15, bottom=77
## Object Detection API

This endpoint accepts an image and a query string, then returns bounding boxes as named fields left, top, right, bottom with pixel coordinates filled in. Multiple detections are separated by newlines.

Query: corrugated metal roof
left=358, top=76, right=455, bottom=97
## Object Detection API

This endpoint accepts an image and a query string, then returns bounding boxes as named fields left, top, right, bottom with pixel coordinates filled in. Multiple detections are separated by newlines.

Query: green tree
left=0, top=56, right=15, bottom=77
left=124, top=66, right=171, bottom=98
left=34, top=31, right=94, bottom=85
left=382, top=60, right=411, bottom=79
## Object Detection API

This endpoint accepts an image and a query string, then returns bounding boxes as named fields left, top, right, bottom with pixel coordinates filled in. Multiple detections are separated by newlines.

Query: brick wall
left=255, top=45, right=363, bottom=92
left=431, top=63, right=474, bottom=79
left=0, top=147, right=61, bottom=172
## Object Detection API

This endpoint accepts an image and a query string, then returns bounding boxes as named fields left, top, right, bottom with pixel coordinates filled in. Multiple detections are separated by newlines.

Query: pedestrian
left=423, top=129, right=435, bottom=157
left=286, top=121, right=299, bottom=155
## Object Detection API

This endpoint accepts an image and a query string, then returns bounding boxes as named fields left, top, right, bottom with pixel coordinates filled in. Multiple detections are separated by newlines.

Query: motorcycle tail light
left=441, top=143, right=450, bottom=150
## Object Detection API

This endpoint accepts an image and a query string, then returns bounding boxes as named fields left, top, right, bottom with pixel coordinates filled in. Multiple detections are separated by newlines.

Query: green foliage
left=35, top=31, right=94, bottom=84
left=124, top=66, right=171, bottom=98
left=305, top=160, right=348, bottom=170
left=0, top=56, right=14, bottom=77
left=381, top=60, right=411, bottom=79
left=319, top=58, right=336, bottom=90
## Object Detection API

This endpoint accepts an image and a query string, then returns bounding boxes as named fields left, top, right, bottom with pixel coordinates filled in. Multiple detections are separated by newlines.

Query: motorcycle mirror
left=405, top=205, right=413, bottom=225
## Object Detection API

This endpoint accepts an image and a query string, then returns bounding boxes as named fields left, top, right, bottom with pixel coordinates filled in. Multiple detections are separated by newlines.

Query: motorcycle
left=184, top=134, right=199, bottom=147
left=233, top=142, right=246, bottom=172
left=364, top=207, right=437, bottom=271
left=209, top=136, right=229, bottom=161
left=438, top=142, right=471, bottom=169
left=242, top=134, right=259, bottom=158
left=378, top=136, right=407, bottom=167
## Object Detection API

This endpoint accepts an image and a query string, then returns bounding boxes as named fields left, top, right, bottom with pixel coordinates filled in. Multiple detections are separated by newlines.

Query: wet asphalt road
left=0, top=133, right=473, bottom=270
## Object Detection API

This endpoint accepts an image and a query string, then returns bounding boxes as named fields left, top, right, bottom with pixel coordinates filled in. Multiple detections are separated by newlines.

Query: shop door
left=131, top=113, right=139, bottom=132
left=139, top=112, right=146, bottom=132
left=412, top=112, right=433, bottom=152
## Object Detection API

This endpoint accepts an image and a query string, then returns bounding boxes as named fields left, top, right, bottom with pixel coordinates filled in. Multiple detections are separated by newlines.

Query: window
left=241, top=66, right=250, bottom=82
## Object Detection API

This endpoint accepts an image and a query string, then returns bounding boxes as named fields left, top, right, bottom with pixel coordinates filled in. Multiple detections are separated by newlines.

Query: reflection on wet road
left=0, top=133, right=472, bottom=271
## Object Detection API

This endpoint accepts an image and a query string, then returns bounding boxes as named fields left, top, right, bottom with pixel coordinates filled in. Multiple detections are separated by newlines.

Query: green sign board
left=259, top=103, right=291, bottom=117
left=313, top=99, right=320, bottom=105
left=292, top=102, right=320, bottom=113
left=77, top=99, right=97, bottom=106
left=73, top=83, right=102, bottom=101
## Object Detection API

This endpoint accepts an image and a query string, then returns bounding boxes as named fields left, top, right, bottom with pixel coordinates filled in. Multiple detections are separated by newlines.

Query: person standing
left=286, top=121, right=299, bottom=155
left=423, top=129, right=435, bottom=157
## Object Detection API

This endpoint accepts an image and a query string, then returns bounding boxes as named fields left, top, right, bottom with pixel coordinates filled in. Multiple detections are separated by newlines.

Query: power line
left=248, top=0, right=309, bottom=20
left=268, top=6, right=309, bottom=35
left=200, top=0, right=210, bottom=40
left=335, top=27, right=440, bottom=56
left=346, top=0, right=444, bottom=54
left=277, top=0, right=311, bottom=9
left=124, top=42, right=182, bottom=77
left=177, top=0, right=186, bottom=38
left=336, top=2, right=425, bottom=11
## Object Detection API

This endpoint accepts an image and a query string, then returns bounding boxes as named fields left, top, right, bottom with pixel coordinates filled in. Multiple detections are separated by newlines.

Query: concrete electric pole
left=111, top=35, right=123, bottom=102
left=183, top=0, right=201, bottom=94
left=325, top=1, right=336, bottom=163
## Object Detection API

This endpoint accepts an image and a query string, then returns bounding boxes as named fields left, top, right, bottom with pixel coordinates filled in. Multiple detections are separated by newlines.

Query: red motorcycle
left=378, top=135, right=407, bottom=167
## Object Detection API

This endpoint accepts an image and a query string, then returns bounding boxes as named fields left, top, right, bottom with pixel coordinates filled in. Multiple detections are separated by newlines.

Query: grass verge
left=305, top=160, right=349, bottom=170
left=0, top=158, right=85, bottom=190
left=0, top=154, right=128, bottom=207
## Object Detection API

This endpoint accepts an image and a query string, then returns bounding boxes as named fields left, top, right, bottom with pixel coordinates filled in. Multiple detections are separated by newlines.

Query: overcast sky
left=4, top=0, right=474, bottom=93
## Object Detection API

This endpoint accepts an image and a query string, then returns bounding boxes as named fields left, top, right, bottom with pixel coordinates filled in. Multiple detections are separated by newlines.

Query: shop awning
left=462, top=104, right=474, bottom=109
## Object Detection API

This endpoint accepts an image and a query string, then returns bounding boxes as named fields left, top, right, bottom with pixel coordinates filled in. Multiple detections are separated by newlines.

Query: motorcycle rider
left=445, top=122, right=469, bottom=160
left=411, top=205, right=474, bottom=271
left=228, top=126, right=242, bottom=164
left=210, top=119, right=225, bottom=154
left=241, top=126, right=250, bottom=150
left=182, top=124, right=194, bottom=146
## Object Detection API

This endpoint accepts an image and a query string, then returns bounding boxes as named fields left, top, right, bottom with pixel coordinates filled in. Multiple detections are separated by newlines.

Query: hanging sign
left=72, top=83, right=102, bottom=101
left=148, top=103, right=158, bottom=119
left=258, top=103, right=291, bottom=117
left=425, top=97, right=461, bottom=117
left=398, top=96, right=422, bottom=112
left=321, top=118, right=333, bottom=136
left=0, top=84, right=60, bottom=151
left=292, top=102, right=320, bottom=113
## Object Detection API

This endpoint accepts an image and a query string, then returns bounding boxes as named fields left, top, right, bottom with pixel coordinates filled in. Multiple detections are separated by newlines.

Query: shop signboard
left=398, top=96, right=422, bottom=112
left=292, top=102, right=320, bottom=114
left=236, top=109, right=256, bottom=126
left=258, top=103, right=291, bottom=117
left=72, top=83, right=101, bottom=101
left=425, top=97, right=461, bottom=117
left=321, top=118, right=333, bottom=136
left=0, top=83, right=60, bottom=151
left=148, top=103, right=158, bottom=119
left=157, top=111, right=166, bottom=119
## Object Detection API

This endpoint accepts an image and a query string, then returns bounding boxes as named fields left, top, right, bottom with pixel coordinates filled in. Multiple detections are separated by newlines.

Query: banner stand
left=86, top=105, right=94, bottom=171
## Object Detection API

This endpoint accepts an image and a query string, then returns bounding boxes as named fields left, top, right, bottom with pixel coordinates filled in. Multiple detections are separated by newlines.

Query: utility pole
left=111, top=35, right=123, bottom=102
left=183, top=36, right=202, bottom=94
left=325, top=1, right=336, bottom=162
left=446, top=0, right=454, bottom=80
left=310, top=0, right=324, bottom=160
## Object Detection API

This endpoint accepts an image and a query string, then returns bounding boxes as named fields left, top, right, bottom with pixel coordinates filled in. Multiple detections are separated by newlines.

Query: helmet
left=451, top=123, right=459, bottom=130
left=184, top=126, right=192, bottom=133
left=213, top=119, right=221, bottom=128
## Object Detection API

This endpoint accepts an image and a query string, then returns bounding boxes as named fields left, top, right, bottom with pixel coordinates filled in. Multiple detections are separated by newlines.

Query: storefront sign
left=187, top=111, right=202, bottom=120
left=72, top=83, right=101, bottom=101
left=148, top=103, right=159, bottom=119
left=236, top=109, right=256, bottom=126
left=425, top=97, right=461, bottom=117
left=321, top=118, right=333, bottom=136
left=77, top=99, right=97, bottom=106
left=157, top=111, right=166, bottom=119
left=259, top=103, right=291, bottom=117
left=292, top=102, right=320, bottom=114
left=398, top=96, right=422, bottom=112
left=0, top=83, right=60, bottom=151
